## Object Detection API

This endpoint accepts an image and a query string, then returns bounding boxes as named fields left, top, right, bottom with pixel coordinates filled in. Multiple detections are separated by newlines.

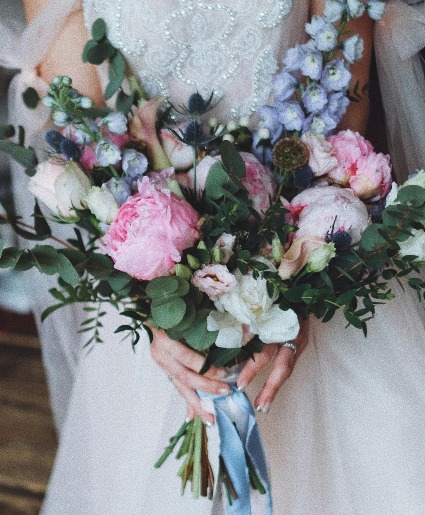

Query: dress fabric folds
left=2, top=1, right=425, bottom=513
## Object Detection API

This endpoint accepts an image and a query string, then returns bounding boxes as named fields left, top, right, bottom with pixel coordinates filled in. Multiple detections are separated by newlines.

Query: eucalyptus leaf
left=22, top=87, right=40, bottom=109
left=30, top=245, right=60, bottom=275
left=205, top=161, right=238, bottom=200
left=57, top=253, right=80, bottom=285
left=0, top=141, right=38, bottom=173
left=396, top=185, right=425, bottom=207
left=151, top=297, right=187, bottom=329
left=91, top=18, right=107, bottom=41
left=183, top=317, right=217, bottom=351
left=0, top=247, right=21, bottom=268
left=0, top=124, right=15, bottom=140
left=220, top=140, right=246, bottom=180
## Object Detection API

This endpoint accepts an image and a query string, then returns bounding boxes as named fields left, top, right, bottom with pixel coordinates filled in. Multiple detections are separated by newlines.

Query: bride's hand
left=236, top=318, right=309, bottom=413
left=150, top=328, right=233, bottom=425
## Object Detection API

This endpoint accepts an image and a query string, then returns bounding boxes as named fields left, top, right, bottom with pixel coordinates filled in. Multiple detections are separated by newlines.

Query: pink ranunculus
left=301, top=133, right=338, bottom=177
left=290, top=186, right=369, bottom=244
left=103, top=177, right=200, bottom=280
left=348, top=152, right=392, bottom=200
left=181, top=152, right=275, bottom=216
left=327, top=130, right=374, bottom=186
left=192, top=264, right=237, bottom=300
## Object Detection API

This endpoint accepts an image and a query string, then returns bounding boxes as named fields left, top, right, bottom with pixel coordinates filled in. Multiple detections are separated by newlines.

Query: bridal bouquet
left=1, top=0, right=424, bottom=512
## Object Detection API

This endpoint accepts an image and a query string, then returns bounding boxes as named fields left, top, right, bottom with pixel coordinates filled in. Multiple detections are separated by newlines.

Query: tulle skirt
left=41, top=276, right=425, bottom=515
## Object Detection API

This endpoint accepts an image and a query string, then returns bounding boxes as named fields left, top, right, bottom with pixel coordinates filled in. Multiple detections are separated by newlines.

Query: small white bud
left=239, top=116, right=250, bottom=128
left=208, top=117, right=218, bottom=128
left=258, top=128, right=271, bottom=141
left=222, top=134, right=235, bottom=143
left=226, top=121, right=237, bottom=132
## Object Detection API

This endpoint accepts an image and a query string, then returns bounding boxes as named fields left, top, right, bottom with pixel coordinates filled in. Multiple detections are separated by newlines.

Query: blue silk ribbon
left=199, top=385, right=273, bottom=515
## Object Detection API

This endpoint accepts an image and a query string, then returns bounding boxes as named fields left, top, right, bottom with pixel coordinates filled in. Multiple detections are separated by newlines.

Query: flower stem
left=192, top=416, right=203, bottom=499
left=154, top=419, right=190, bottom=468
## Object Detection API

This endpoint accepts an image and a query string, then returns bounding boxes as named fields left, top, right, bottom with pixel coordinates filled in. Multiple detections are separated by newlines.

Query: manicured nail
left=185, top=417, right=191, bottom=423
left=220, top=388, right=233, bottom=396
left=256, top=406, right=262, bottom=412
left=262, top=404, right=270, bottom=414
left=237, top=383, right=247, bottom=392
left=203, top=419, right=213, bottom=427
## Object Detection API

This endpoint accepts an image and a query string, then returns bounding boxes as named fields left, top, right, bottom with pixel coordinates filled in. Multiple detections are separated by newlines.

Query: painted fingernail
left=220, top=388, right=233, bottom=396
left=237, top=383, right=247, bottom=392
left=262, top=404, right=270, bottom=414
left=185, top=417, right=191, bottom=423
left=203, top=419, right=214, bottom=427
left=256, top=405, right=262, bottom=412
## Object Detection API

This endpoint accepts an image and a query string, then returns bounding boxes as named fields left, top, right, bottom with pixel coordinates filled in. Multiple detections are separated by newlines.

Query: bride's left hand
left=236, top=317, right=309, bottom=412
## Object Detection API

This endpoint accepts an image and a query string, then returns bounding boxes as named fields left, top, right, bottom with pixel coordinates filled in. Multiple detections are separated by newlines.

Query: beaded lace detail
left=83, top=0, right=293, bottom=118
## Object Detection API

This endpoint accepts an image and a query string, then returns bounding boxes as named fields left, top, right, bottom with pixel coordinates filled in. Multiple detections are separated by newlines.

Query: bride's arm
left=23, top=0, right=103, bottom=105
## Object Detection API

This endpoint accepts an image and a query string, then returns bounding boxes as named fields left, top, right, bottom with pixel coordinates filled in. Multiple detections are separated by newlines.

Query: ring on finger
left=167, top=374, right=174, bottom=382
left=281, top=341, right=297, bottom=354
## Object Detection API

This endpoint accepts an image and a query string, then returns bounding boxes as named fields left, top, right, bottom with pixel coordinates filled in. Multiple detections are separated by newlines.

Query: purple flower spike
left=321, top=59, right=352, bottom=92
left=278, top=102, right=305, bottom=132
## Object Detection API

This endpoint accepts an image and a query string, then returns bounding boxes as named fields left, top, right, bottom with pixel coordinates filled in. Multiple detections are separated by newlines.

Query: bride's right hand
left=149, top=328, right=233, bottom=425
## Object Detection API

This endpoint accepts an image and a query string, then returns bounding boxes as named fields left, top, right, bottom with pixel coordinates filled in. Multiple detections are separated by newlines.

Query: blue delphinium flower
left=252, top=129, right=273, bottom=165
left=324, top=0, right=345, bottom=23
left=278, top=102, right=305, bottom=132
left=306, top=16, right=339, bottom=52
left=303, top=111, right=337, bottom=136
left=100, top=112, right=128, bottom=135
left=305, top=15, right=328, bottom=37
left=366, top=0, right=386, bottom=20
left=327, top=92, right=350, bottom=123
left=257, top=106, right=283, bottom=144
left=274, top=71, right=299, bottom=103
left=60, top=138, right=82, bottom=161
left=343, top=35, right=364, bottom=63
left=347, top=0, right=366, bottom=17
left=300, top=50, right=323, bottom=81
left=95, top=139, right=121, bottom=167
left=283, top=45, right=304, bottom=72
left=45, top=130, right=65, bottom=152
left=104, top=177, right=132, bottom=205
left=122, top=149, right=148, bottom=188
left=302, top=83, right=328, bottom=114
left=72, top=120, right=98, bottom=144
left=321, top=59, right=352, bottom=92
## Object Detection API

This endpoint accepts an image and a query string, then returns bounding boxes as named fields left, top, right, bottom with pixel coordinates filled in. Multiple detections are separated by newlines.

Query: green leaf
left=183, top=317, right=218, bottom=351
left=151, top=297, right=187, bottom=329
left=396, top=185, right=425, bottom=207
left=220, top=140, right=246, bottom=180
left=105, top=273, right=132, bottom=293
left=205, top=161, right=238, bottom=200
left=22, top=87, right=40, bottom=109
left=57, top=253, right=80, bottom=285
left=30, top=245, right=60, bottom=275
left=33, top=201, right=52, bottom=238
left=166, top=301, right=196, bottom=340
left=85, top=41, right=115, bottom=65
left=91, top=18, right=107, bottom=41
left=359, top=224, right=387, bottom=253
left=0, top=247, right=21, bottom=268
left=0, top=124, right=15, bottom=140
left=41, top=303, right=65, bottom=322
left=116, top=91, right=135, bottom=114
left=0, top=141, right=38, bottom=174
left=207, top=347, right=240, bottom=368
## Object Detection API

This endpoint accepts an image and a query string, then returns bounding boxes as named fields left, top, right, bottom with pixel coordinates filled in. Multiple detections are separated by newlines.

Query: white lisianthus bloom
left=28, top=160, right=91, bottom=220
left=403, top=169, right=425, bottom=189
left=214, top=259, right=299, bottom=345
left=385, top=182, right=399, bottom=207
left=207, top=311, right=244, bottom=348
left=85, top=186, right=119, bottom=224
left=306, top=242, right=336, bottom=273
left=398, top=230, right=425, bottom=263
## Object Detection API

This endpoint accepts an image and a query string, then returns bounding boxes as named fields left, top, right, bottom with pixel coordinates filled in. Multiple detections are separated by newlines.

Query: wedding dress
left=2, top=1, right=425, bottom=514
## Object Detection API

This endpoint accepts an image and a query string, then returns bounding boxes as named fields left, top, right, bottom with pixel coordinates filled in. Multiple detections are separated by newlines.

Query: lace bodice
left=83, top=0, right=308, bottom=121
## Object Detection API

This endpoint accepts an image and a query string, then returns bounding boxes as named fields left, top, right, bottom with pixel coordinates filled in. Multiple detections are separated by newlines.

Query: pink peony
left=348, top=152, right=392, bottom=200
left=290, top=186, right=369, bottom=244
left=192, top=264, right=237, bottom=300
left=103, top=177, right=200, bottom=280
left=326, top=130, right=392, bottom=200
left=180, top=152, right=275, bottom=215
left=301, top=133, right=338, bottom=177
left=326, top=130, right=374, bottom=185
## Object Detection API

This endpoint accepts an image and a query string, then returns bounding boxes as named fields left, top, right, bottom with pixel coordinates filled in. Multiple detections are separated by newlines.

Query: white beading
left=83, top=0, right=294, bottom=119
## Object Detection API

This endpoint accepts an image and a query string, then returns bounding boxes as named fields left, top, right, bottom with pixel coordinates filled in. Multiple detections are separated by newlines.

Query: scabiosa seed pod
left=60, top=138, right=82, bottom=161
left=331, top=230, right=352, bottom=252
left=188, top=92, right=207, bottom=115
left=272, top=137, right=310, bottom=171
left=45, top=130, right=65, bottom=152
left=293, top=164, right=314, bottom=189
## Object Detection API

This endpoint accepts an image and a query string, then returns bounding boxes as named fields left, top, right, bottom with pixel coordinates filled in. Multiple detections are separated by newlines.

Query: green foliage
left=0, top=140, right=38, bottom=176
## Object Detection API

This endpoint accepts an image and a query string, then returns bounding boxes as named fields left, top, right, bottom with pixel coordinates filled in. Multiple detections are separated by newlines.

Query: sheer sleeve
left=374, top=0, right=425, bottom=182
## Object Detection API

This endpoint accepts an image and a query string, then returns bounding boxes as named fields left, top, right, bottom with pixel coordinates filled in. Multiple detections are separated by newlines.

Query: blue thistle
left=293, top=164, right=314, bottom=189
left=183, top=121, right=203, bottom=146
left=60, top=138, right=82, bottom=161
left=45, top=130, right=65, bottom=152
left=331, top=231, right=352, bottom=252
left=188, top=92, right=207, bottom=115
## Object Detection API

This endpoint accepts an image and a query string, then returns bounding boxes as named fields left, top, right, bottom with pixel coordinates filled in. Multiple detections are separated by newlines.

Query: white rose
left=28, top=160, right=91, bottom=220
left=85, top=186, right=119, bottom=224
left=305, top=242, right=336, bottom=273
left=207, top=311, right=243, bottom=348
left=398, top=230, right=425, bottom=263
